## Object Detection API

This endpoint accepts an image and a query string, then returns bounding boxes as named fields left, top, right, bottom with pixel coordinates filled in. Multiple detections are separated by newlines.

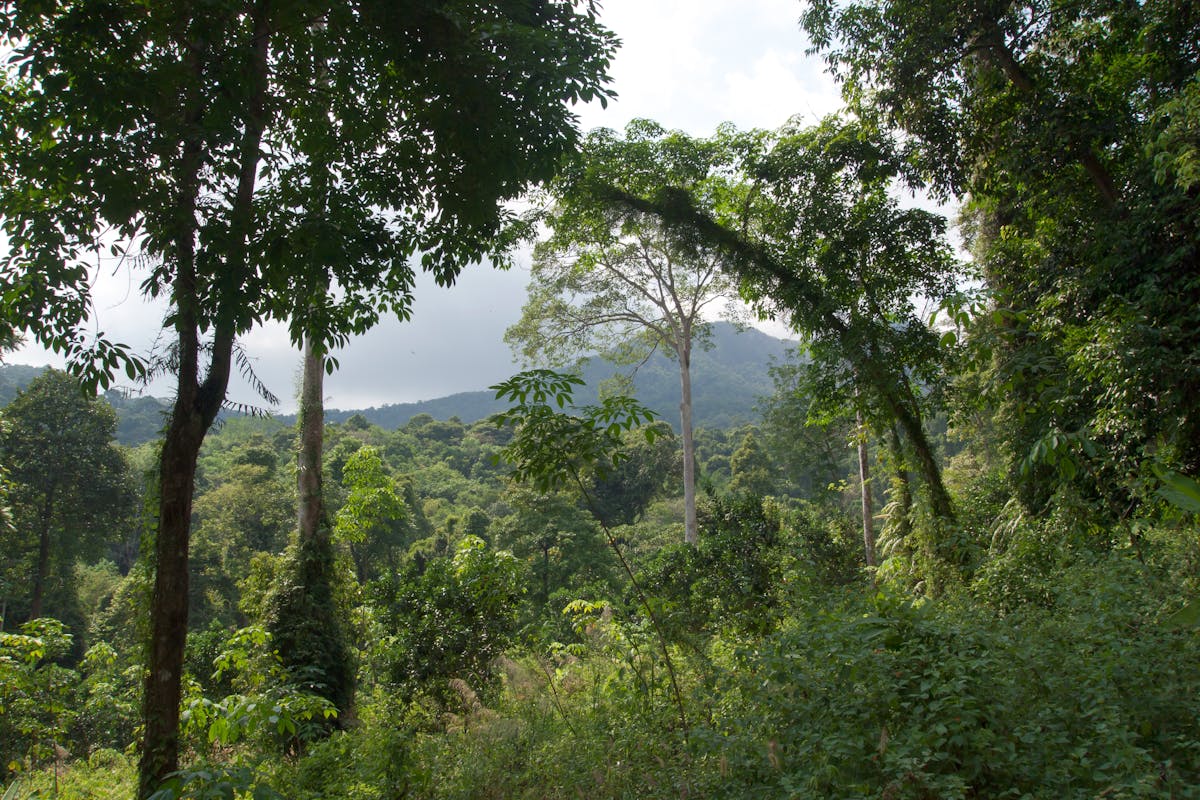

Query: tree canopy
left=2, top=2, right=617, bottom=794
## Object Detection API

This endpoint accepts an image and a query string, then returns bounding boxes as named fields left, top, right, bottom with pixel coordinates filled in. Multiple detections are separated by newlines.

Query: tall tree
left=0, top=370, right=133, bottom=627
left=261, top=337, right=356, bottom=726
left=800, top=0, right=1200, bottom=511
left=556, top=117, right=961, bottom=524
left=507, top=120, right=742, bottom=545
left=0, top=4, right=615, bottom=795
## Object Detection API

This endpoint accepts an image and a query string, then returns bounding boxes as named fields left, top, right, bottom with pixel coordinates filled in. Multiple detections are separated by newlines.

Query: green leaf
left=1164, top=598, right=1200, bottom=630
left=1154, top=468, right=1200, bottom=513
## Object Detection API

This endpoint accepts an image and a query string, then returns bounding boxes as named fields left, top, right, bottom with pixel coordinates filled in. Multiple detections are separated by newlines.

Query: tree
left=260, top=336, right=357, bottom=727
left=334, top=444, right=408, bottom=583
left=372, top=536, right=524, bottom=707
left=553, top=117, right=961, bottom=526
left=0, top=370, right=133, bottom=629
left=799, top=0, right=1200, bottom=514
left=0, top=4, right=615, bottom=794
left=728, top=430, right=776, bottom=498
left=189, top=459, right=291, bottom=627
left=585, top=421, right=678, bottom=528
left=760, top=354, right=853, bottom=502
left=507, top=120, right=742, bottom=545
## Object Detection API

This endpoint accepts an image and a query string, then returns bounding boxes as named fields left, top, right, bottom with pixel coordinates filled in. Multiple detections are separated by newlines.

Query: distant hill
left=306, top=321, right=795, bottom=432
left=1, top=323, right=796, bottom=443
left=0, top=365, right=174, bottom=447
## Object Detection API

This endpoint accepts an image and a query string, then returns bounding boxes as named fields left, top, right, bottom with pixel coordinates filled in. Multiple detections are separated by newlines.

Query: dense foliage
left=2, top=0, right=1199, bottom=797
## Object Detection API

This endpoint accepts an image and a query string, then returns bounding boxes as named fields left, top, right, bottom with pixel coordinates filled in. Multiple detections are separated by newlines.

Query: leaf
left=1154, top=468, right=1200, bottom=513
left=1164, top=598, right=1200, bottom=630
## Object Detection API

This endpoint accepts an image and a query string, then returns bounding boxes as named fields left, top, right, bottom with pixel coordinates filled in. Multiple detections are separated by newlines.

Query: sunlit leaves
left=489, top=369, right=658, bottom=494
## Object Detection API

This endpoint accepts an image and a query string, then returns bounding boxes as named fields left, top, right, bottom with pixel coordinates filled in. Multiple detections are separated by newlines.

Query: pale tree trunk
left=298, top=336, right=324, bottom=541
left=856, top=408, right=876, bottom=568
left=678, top=341, right=698, bottom=546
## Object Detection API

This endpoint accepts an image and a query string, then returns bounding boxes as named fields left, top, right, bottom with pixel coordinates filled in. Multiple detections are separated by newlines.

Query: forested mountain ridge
left=0, top=322, right=792, bottom=443
left=311, top=321, right=792, bottom=430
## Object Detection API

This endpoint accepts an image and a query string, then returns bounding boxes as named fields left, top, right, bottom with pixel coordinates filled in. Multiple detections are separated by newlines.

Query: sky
left=8, top=0, right=846, bottom=413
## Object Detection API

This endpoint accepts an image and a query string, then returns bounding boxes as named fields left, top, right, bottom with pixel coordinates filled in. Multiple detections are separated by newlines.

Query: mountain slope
left=1, top=323, right=797, bottom=442
left=317, top=322, right=794, bottom=431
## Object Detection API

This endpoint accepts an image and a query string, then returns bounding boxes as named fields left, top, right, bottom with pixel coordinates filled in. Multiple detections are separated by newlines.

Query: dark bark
left=138, top=400, right=211, bottom=799
left=138, top=5, right=272, bottom=796
left=29, top=485, right=55, bottom=620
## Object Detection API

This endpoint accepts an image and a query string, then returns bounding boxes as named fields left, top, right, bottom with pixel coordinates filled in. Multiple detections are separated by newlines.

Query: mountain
left=0, top=323, right=797, bottom=443
left=310, top=322, right=795, bottom=432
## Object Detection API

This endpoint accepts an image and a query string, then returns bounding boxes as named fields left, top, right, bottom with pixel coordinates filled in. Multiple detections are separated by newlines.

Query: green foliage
left=803, top=0, right=1200, bottom=516
left=0, top=619, right=77, bottom=778
left=147, top=764, right=283, bottom=800
left=640, top=494, right=787, bottom=637
left=491, top=487, right=615, bottom=623
left=334, top=445, right=409, bottom=583
left=189, top=461, right=292, bottom=630
left=586, top=422, right=679, bottom=528
left=0, top=370, right=135, bottom=630
left=71, top=640, right=140, bottom=755
left=699, top=574, right=1200, bottom=799
left=2, top=748, right=135, bottom=799
left=490, top=370, right=659, bottom=494
left=760, top=350, right=856, bottom=501
left=371, top=537, right=524, bottom=706
left=728, top=431, right=776, bottom=497
left=263, top=537, right=356, bottom=723
left=182, top=627, right=337, bottom=747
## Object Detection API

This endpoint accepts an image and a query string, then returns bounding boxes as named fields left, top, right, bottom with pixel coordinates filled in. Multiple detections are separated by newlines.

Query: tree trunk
left=298, top=336, right=324, bottom=545
left=678, top=341, right=698, bottom=546
left=266, top=335, right=354, bottom=727
left=29, top=486, right=55, bottom=620
left=856, top=409, right=876, bottom=568
left=138, top=390, right=219, bottom=799
left=139, top=4, right=270, bottom=793
left=856, top=357, right=955, bottom=523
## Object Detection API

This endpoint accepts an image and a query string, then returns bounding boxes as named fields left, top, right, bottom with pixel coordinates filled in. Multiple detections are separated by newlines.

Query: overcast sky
left=8, top=0, right=845, bottom=412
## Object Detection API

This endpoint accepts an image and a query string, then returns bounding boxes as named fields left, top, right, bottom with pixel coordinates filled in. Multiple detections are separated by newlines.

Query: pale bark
left=856, top=408, right=876, bottom=568
left=678, top=340, right=699, bottom=546
left=298, top=336, right=324, bottom=542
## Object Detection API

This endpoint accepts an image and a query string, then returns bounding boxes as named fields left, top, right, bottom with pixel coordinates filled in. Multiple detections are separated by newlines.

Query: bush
left=697, top=576, right=1200, bottom=799
left=370, top=537, right=524, bottom=706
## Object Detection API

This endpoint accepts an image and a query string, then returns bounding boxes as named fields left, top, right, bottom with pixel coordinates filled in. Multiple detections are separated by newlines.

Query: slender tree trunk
left=29, top=486, right=55, bottom=620
left=298, top=336, right=324, bottom=544
left=267, top=334, right=354, bottom=727
left=856, top=409, right=876, bottom=568
left=678, top=341, right=698, bottom=546
left=855, top=357, right=955, bottom=523
left=138, top=42, right=207, bottom=792
left=139, top=390, right=218, bottom=799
